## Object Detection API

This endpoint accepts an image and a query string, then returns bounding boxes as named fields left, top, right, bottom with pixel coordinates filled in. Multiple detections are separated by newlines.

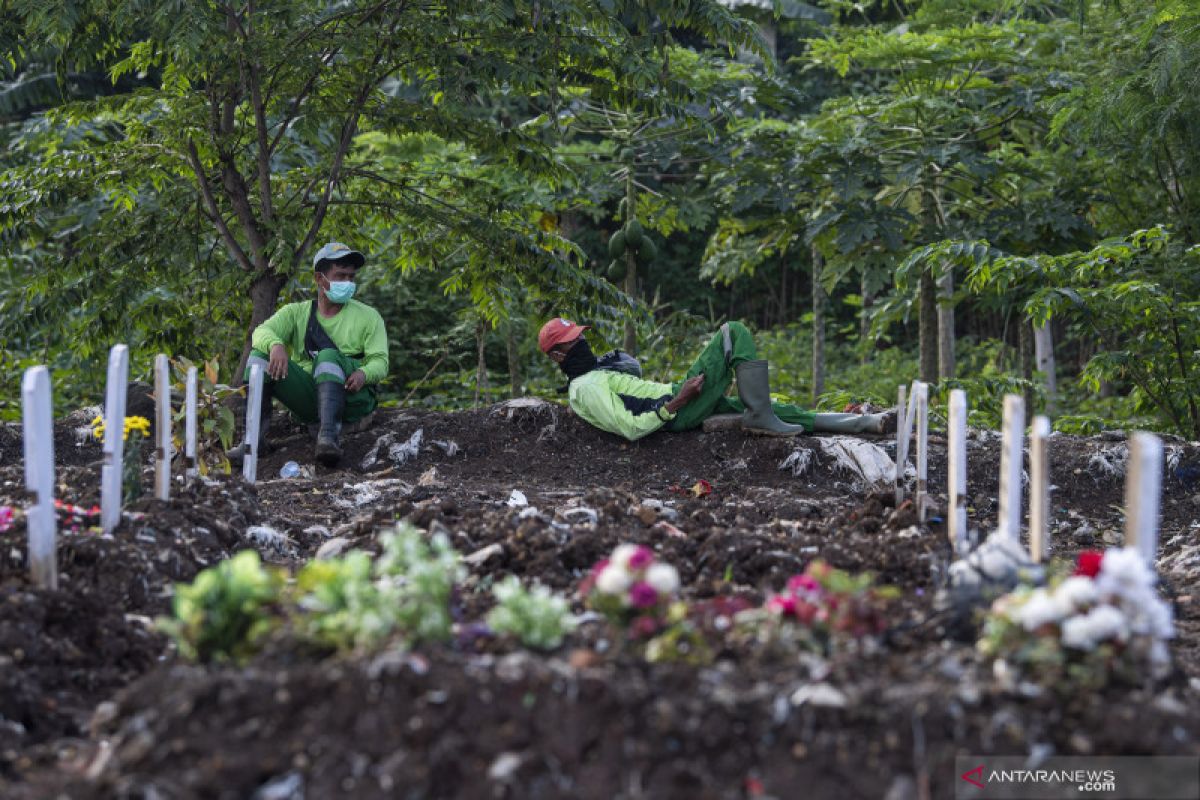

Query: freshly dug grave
left=0, top=402, right=1198, bottom=798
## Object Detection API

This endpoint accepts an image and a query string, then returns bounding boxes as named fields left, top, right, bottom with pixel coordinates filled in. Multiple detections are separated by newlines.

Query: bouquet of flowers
left=581, top=543, right=681, bottom=639
left=763, top=560, right=896, bottom=652
left=979, top=548, right=1175, bottom=688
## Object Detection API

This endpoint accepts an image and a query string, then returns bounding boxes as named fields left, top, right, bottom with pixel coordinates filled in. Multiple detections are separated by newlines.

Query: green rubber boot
left=735, top=360, right=805, bottom=437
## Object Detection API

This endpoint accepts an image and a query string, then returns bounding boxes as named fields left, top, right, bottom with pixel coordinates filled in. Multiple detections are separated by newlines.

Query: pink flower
left=628, top=546, right=654, bottom=571
left=629, top=582, right=659, bottom=609
left=787, top=574, right=822, bottom=596
left=767, top=594, right=797, bottom=615
left=591, top=558, right=611, bottom=576
left=0, top=506, right=12, bottom=532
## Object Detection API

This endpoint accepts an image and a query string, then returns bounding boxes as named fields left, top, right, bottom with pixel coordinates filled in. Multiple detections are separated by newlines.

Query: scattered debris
left=790, top=683, right=848, bottom=708
left=244, top=525, right=291, bottom=554
left=506, top=490, right=528, bottom=508
left=432, top=439, right=460, bottom=457
left=1087, top=444, right=1127, bottom=479
left=464, top=543, right=504, bottom=566
left=315, top=536, right=353, bottom=560
left=360, top=428, right=424, bottom=470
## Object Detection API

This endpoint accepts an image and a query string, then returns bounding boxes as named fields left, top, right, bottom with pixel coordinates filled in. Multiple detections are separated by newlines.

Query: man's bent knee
left=313, top=349, right=347, bottom=384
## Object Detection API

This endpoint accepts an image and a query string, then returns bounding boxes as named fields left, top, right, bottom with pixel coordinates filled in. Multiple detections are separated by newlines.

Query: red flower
left=1074, top=550, right=1103, bottom=578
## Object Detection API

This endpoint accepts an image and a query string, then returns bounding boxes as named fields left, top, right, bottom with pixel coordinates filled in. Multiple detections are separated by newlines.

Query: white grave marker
left=100, top=344, right=129, bottom=534
left=1028, top=415, right=1051, bottom=563
left=915, top=381, right=929, bottom=522
left=22, top=366, right=57, bottom=589
left=997, top=394, right=1025, bottom=545
left=154, top=354, right=172, bottom=501
left=243, top=364, right=265, bottom=484
left=947, top=389, right=968, bottom=554
left=1124, top=432, right=1163, bottom=567
left=185, top=366, right=198, bottom=481
left=894, top=383, right=908, bottom=505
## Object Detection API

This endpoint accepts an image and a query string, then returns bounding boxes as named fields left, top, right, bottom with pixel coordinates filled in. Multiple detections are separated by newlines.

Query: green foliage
left=485, top=576, right=575, bottom=651
left=158, top=550, right=284, bottom=663
left=292, top=523, right=465, bottom=651
left=169, top=356, right=242, bottom=476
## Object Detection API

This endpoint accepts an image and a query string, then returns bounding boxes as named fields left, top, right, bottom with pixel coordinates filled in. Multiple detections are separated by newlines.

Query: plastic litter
left=279, top=461, right=301, bottom=478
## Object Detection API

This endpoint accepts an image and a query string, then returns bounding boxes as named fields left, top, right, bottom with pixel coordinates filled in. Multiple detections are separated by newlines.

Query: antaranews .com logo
left=954, top=756, right=1199, bottom=799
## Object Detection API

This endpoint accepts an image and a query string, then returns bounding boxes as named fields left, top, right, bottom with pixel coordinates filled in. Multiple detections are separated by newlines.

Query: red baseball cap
left=538, top=317, right=589, bottom=353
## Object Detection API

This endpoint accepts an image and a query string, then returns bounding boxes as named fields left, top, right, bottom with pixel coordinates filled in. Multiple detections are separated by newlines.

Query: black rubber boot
left=315, top=381, right=346, bottom=467
left=735, top=360, right=805, bottom=437
left=227, top=386, right=272, bottom=465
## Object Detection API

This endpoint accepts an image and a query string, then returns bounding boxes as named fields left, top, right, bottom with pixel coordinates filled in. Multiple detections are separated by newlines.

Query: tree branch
left=186, top=140, right=255, bottom=273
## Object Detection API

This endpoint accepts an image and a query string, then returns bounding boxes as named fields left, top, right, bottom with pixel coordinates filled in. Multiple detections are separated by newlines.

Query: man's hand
left=345, top=369, right=367, bottom=393
left=665, top=374, right=705, bottom=414
left=268, top=344, right=289, bottom=381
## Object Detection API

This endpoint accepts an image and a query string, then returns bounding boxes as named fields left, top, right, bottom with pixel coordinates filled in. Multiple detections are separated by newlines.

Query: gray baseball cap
left=312, top=241, right=366, bottom=270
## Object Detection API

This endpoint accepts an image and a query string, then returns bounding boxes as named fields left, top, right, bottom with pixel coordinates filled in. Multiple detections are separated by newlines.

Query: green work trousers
left=668, top=322, right=816, bottom=432
left=245, top=348, right=376, bottom=425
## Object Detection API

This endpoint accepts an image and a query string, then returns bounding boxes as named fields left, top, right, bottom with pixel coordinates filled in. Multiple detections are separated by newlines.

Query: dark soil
left=0, top=402, right=1197, bottom=799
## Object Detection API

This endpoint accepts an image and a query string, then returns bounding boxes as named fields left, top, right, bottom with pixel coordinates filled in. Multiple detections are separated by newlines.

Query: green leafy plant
left=486, top=576, right=575, bottom=651
left=170, top=356, right=243, bottom=476
left=158, top=550, right=284, bottom=663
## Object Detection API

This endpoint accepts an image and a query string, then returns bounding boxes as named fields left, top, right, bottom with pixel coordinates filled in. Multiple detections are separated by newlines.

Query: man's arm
left=251, top=303, right=300, bottom=354
left=357, top=308, right=389, bottom=385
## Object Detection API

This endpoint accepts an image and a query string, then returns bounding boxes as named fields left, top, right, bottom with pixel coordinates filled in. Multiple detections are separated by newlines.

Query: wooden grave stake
left=894, top=383, right=908, bottom=505
left=1029, top=415, right=1051, bottom=563
left=22, top=366, right=57, bottom=589
left=154, top=354, right=172, bottom=501
left=1124, top=432, right=1163, bottom=566
left=243, top=364, right=265, bottom=484
left=997, top=394, right=1025, bottom=545
left=100, top=344, right=129, bottom=534
left=947, top=388, right=968, bottom=554
left=185, top=366, right=198, bottom=481
left=915, top=381, right=929, bottom=522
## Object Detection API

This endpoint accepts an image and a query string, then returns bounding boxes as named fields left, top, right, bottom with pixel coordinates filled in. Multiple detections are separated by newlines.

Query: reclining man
left=230, top=242, right=389, bottom=466
left=538, top=317, right=893, bottom=441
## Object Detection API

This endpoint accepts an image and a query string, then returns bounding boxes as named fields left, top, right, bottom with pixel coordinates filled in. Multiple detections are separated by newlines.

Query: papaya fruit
left=638, top=237, right=658, bottom=262
left=607, top=259, right=627, bottom=282
left=607, top=230, right=627, bottom=258
left=624, top=218, right=643, bottom=248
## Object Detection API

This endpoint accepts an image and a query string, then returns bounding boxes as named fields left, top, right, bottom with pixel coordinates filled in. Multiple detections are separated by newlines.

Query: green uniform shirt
left=567, top=369, right=676, bottom=442
left=251, top=299, right=389, bottom=384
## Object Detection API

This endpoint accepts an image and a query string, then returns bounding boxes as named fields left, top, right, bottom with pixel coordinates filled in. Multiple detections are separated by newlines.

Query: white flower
left=1016, top=588, right=1065, bottom=631
left=644, top=563, right=680, bottom=596
left=1061, top=604, right=1128, bottom=650
left=595, top=564, right=632, bottom=596
left=1055, top=576, right=1099, bottom=613
left=610, top=543, right=641, bottom=572
left=1094, top=547, right=1156, bottom=599
left=1122, top=589, right=1175, bottom=639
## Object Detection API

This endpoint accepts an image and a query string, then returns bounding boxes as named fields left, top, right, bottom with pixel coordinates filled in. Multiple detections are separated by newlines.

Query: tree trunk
left=937, top=266, right=955, bottom=380
left=235, top=271, right=287, bottom=384
left=1019, top=320, right=1035, bottom=415
left=812, top=247, right=826, bottom=405
left=622, top=179, right=638, bottom=355
left=1033, top=321, right=1056, bottom=414
left=919, top=268, right=938, bottom=383
left=475, top=319, right=489, bottom=407
left=860, top=270, right=874, bottom=365
left=505, top=321, right=522, bottom=398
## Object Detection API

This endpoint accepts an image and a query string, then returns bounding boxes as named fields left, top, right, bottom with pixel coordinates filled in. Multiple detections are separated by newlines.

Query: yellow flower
left=92, top=415, right=152, bottom=441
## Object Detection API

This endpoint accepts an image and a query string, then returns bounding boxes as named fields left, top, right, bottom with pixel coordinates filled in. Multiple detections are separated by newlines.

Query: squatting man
left=229, top=242, right=389, bottom=467
left=538, top=317, right=894, bottom=441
